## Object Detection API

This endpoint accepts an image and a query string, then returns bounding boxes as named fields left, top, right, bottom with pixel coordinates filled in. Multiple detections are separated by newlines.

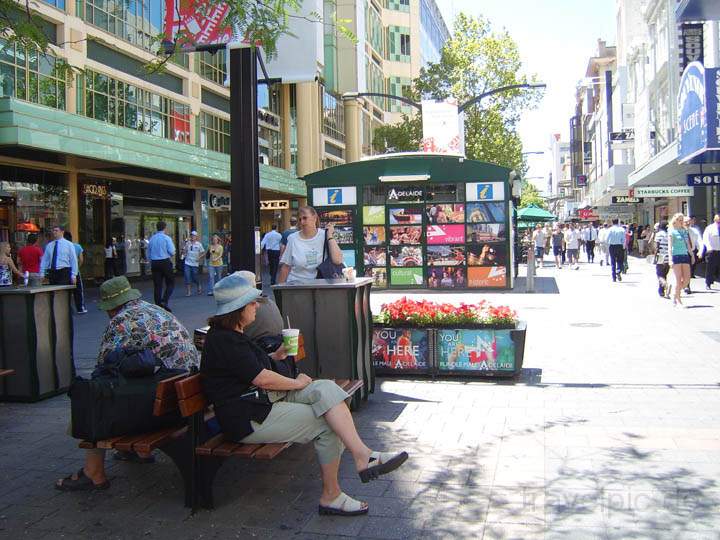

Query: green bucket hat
left=97, top=276, right=142, bottom=311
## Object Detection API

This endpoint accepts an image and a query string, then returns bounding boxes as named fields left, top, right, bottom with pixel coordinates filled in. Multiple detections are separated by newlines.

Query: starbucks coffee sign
left=634, top=186, right=694, bottom=198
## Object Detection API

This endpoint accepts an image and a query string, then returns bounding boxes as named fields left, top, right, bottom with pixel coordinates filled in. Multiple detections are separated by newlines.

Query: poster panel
left=372, top=328, right=431, bottom=372
left=427, top=245, right=465, bottom=266
left=390, top=267, right=424, bottom=286
left=363, top=226, right=386, bottom=245
left=467, top=223, right=507, bottom=243
left=437, top=329, right=516, bottom=372
left=341, top=249, right=356, bottom=267
left=420, top=99, right=463, bottom=154
left=363, top=205, right=385, bottom=225
left=313, top=187, right=357, bottom=207
left=389, top=207, right=423, bottom=225
left=465, top=182, right=505, bottom=202
left=363, top=247, right=387, bottom=266
left=317, top=209, right=353, bottom=225
left=467, top=266, right=507, bottom=288
left=467, top=243, right=507, bottom=266
left=425, top=203, right=465, bottom=224
left=335, top=226, right=353, bottom=244
left=426, top=224, right=465, bottom=245
left=389, top=246, right=423, bottom=267
left=364, top=267, right=387, bottom=288
left=466, top=202, right=506, bottom=223
left=428, top=266, right=466, bottom=288
left=389, top=226, right=422, bottom=244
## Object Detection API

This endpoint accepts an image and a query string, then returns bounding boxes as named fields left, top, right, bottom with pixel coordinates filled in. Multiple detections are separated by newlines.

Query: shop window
left=0, top=39, right=66, bottom=110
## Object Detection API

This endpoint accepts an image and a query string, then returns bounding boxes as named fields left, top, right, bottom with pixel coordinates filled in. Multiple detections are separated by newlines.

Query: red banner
left=164, top=0, right=233, bottom=47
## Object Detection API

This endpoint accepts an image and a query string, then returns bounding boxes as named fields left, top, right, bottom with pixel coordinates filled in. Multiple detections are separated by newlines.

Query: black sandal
left=113, top=450, right=155, bottom=464
left=55, top=468, right=110, bottom=492
left=358, top=451, right=409, bottom=483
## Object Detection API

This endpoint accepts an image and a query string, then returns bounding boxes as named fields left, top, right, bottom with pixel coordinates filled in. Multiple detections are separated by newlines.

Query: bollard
left=526, top=244, right=535, bottom=293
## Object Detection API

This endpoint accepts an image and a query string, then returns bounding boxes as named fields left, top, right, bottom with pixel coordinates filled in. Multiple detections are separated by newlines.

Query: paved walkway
left=2, top=258, right=720, bottom=539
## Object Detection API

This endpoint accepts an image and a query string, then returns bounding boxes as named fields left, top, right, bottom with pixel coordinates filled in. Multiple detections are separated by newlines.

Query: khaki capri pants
left=241, top=380, right=350, bottom=465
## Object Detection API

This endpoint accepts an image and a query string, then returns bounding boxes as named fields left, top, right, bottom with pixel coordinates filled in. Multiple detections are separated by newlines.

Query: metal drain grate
left=570, top=322, right=603, bottom=328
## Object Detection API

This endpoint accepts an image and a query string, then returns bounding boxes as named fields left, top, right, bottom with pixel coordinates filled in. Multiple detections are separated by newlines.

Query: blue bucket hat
left=213, top=271, right=263, bottom=316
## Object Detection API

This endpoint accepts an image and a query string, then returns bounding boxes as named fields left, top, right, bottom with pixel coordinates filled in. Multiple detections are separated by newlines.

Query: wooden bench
left=0, top=369, right=15, bottom=377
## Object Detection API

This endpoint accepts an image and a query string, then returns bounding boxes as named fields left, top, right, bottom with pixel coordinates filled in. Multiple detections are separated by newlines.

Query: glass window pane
left=0, top=39, right=14, bottom=64
left=28, top=72, right=38, bottom=102
left=0, top=63, right=16, bottom=98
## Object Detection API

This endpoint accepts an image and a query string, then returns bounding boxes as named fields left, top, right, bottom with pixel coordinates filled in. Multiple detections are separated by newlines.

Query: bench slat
left=113, top=433, right=155, bottom=452
left=153, top=396, right=178, bottom=416
left=342, top=380, right=363, bottom=395
left=132, top=425, right=187, bottom=454
left=196, top=434, right=227, bottom=456
left=95, top=435, right=129, bottom=450
left=214, top=442, right=247, bottom=457
left=0, top=369, right=15, bottom=377
left=178, top=394, right=206, bottom=418
left=252, top=443, right=291, bottom=459
left=176, top=374, right=203, bottom=400
left=78, top=441, right=96, bottom=449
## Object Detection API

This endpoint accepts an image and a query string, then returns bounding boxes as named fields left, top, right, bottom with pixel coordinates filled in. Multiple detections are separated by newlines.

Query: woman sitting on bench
left=201, top=272, right=408, bottom=516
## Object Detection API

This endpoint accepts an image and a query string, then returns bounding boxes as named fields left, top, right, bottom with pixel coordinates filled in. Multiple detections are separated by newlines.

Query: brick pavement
left=2, top=259, right=720, bottom=539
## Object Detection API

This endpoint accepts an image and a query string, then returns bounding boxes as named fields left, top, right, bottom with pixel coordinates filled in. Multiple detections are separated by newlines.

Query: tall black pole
left=230, top=46, right=260, bottom=273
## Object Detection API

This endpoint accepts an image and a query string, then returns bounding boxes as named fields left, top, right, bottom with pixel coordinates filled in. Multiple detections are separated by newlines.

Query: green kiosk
left=303, top=153, right=514, bottom=290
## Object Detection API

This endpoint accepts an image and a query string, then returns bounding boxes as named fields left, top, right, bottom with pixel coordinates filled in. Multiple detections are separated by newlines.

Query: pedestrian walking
left=148, top=221, right=176, bottom=311
left=63, top=231, right=87, bottom=313
left=206, top=234, right=224, bottom=295
left=0, top=242, right=23, bottom=286
left=583, top=223, right=598, bottom=262
left=701, top=214, right=720, bottom=290
left=40, top=225, right=79, bottom=286
left=652, top=221, right=671, bottom=299
left=280, top=216, right=299, bottom=259
left=551, top=225, right=564, bottom=269
left=181, top=231, right=205, bottom=296
left=685, top=216, right=702, bottom=292
left=532, top=224, right=546, bottom=269
left=668, top=213, right=694, bottom=308
left=17, top=233, right=43, bottom=275
left=597, top=223, right=610, bottom=266
left=607, top=219, right=626, bottom=282
left=261, top=224, right=282, bottom=285
left=104, top=238, right=119, bottom=279
left=563, top=223, right=580, bottom=269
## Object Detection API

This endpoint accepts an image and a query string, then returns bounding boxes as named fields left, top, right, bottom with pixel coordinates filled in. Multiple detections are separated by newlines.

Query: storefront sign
left=386, top=187, right=423, bottom=203
left=260, top=200, right=289, bottom=210
left=634, top=186, right=694, bottom=197
left=437, top=329, right=515, bottom=372
left=421, top=99, right=464, bottom=155
left=208, top=191, right=231, bottom=210
left=465, top=182, right=505, bottom=202
left=611, top=196, right=644, bottom=204
left=312, top=187, right=357, bottom=206
left=677, top=62, right=720, bottom=163
left=680, top=23, right=704, bottom=73
left=687, top=173, right=720, bottom=186
left=372, top=328, right=430, bottom=372
left=83, top=184, right=109, bottom=198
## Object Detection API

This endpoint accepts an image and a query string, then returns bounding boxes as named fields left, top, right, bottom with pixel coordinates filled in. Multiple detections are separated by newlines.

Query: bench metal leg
left=156, top=435, right=194, bottom=509
left=196, top=457, right=224, bottom=510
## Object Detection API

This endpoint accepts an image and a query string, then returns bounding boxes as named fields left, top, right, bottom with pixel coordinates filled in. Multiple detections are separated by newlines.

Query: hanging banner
left=677, top=61, right=720, bottom=163
left=163, top=0, right=232, bottom=48
left=420, top=99, right=464, bottom=155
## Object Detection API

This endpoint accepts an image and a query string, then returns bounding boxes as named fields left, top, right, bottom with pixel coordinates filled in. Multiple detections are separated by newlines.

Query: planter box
left=372, top=321, right=526, bottom=378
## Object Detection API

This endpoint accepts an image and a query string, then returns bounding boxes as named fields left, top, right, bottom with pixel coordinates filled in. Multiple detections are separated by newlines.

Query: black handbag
left=316, top=229, right=345, bottom=279
left=69, top=368, right=186, bottom=442
left=93, top=347, right=158, bottom=379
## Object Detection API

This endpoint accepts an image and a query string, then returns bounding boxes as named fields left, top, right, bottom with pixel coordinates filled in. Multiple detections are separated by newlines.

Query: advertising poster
left=467, top=266, right=507, bottom=288
left=466, top=202, right=506, bottom=223
left=341, top=249, right=356, bottom=268
left=390, top=267, right=424, bottom=286
left=389, top=226, right=422, bottom=244
left=428, top=266, right=466, bottom=288
left=363, top=226, right=385, bottom=246
left=426, top=224, right=465, bottom=244
left=372, top=328, right=430, bottom=372
left=426, top=204, right=465, bottom=224
left=467, top=223, right=506, bottom=243
left=389, top=245, right=423, bottom=267
left=318, top=209, right=353, bottom=226
left=335, top=226, right=354, bottom=245
left=467, top=243, right=507, bottom=266
left=363, top=247, right=386, bottom=266
left=427, top=245, right=465, bottom=266
left=363, top=205, right=385, bottom=225
left=364, top=267, right=387, bottom=288
left=389, top=207, right=423, bottom=225
left=437, top=329, right=515, bottom=372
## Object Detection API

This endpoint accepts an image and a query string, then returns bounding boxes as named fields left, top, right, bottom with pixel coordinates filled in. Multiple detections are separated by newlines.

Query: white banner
left=312, top=187, right=357, bottom=206
left=634, top=186, right=694, bottom=197
left=421, top=99, right=464, bottom=155
left=465, top=182, right=505, bottom=202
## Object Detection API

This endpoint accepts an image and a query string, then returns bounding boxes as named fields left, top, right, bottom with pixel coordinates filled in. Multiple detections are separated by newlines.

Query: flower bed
left=372, top=298, right=526, bottom=378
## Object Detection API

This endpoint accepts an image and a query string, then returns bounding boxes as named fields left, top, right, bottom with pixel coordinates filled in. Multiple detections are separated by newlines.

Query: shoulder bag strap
left=321, top=229, right=329, bottom=262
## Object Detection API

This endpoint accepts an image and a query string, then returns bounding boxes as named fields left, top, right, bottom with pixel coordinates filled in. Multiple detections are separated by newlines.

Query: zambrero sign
left=677, top=61, right=720, bottom=163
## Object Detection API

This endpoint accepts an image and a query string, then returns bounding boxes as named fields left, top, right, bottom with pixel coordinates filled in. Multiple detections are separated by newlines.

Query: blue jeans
left=207, top=265, right=223, bottom=292
left=183, top=264, right=200, bottom=286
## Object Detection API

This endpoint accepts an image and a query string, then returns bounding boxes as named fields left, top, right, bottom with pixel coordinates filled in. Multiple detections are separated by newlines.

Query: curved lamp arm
left=342, top=92, right=422, bottom=111
left=458, top=83, right=546, bottom=113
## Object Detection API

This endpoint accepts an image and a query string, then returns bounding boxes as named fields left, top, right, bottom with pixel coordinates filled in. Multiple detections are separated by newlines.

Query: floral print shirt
left=97, top=299, right=200, bottom=370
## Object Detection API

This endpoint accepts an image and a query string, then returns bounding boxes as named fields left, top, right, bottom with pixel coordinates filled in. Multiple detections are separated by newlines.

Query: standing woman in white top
left=277, top=206, right=343, bottom=284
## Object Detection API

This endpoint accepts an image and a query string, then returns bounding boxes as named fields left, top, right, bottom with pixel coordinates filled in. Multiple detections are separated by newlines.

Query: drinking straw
left=286, top=315, right=291, bottom=329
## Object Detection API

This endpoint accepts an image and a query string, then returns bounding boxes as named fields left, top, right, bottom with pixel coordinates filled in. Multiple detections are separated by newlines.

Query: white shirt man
left=702, top=215, right=720, bottom=290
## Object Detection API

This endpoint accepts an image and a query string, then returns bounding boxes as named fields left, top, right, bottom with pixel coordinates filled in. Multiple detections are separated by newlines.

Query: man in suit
left=39, top=225, right=78, bottom=286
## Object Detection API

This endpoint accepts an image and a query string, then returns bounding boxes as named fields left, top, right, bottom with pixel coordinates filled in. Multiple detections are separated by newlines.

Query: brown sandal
left=55, top=468, right=110, bottom=492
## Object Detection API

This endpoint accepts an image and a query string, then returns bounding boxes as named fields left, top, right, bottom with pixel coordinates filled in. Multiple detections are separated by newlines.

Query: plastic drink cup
left=282, top=329, right=300, bottom=356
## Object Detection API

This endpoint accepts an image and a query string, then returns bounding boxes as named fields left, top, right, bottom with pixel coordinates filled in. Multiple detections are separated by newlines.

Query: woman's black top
left=200, top=327, right=274, bottom=441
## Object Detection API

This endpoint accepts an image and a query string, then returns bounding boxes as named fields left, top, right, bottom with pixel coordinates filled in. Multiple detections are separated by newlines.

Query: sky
left=436, top=0, right=617, bottom=193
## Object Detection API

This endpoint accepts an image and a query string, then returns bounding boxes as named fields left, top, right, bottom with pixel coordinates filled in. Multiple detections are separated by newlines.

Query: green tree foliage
left=519, top=180, right=547, bottom=209
left=373, top=13, right=542, bottom=173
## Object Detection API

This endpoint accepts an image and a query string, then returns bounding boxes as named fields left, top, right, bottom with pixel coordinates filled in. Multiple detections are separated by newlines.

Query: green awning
left=517, top=204, right=556, bottom=222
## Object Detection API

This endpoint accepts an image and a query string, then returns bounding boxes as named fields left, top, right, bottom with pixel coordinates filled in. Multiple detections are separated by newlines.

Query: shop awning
left=517, top=204, right=556, bottom=222
left=676, top=0, right=720, bottom=22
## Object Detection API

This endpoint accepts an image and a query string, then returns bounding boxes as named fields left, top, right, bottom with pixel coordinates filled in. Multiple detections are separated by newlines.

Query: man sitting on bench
left=201, top=272, right=408, bottom=516
left=56, top=276, right=200, bottom=492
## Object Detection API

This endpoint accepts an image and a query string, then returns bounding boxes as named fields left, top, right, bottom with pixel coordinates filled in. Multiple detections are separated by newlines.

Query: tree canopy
left=373, top=13, right=543, bottom=175
left=519, top=180, right=547, bottom=209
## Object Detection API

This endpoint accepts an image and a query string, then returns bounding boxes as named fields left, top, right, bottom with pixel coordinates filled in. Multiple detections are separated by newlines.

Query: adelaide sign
left=677, top=62, right=720, bottom=163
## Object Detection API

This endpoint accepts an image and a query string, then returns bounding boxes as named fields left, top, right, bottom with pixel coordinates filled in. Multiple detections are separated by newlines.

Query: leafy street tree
left=373, top=13, right=542, bottom=175
left=519, top=180, right=547, bottom=209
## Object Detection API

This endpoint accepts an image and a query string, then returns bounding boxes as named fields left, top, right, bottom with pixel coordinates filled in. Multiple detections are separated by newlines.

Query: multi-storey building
left=0, top=0, right=448, bottom=281
left=547, top=134, right=573, bottom=220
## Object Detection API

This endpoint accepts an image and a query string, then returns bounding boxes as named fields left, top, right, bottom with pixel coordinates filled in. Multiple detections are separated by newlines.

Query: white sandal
left=318, top=492, right=369, bottom=516
left=358, top=450, right=409, bottom=483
